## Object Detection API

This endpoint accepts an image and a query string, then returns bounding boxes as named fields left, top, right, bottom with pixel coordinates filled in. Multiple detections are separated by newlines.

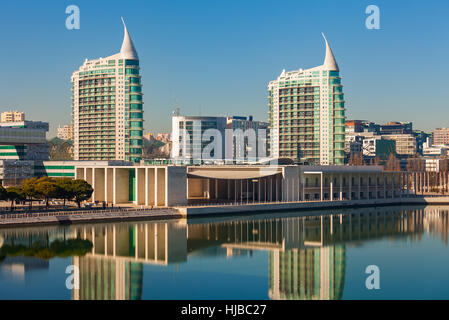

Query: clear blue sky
left=0, top=0, right=448, bottom=137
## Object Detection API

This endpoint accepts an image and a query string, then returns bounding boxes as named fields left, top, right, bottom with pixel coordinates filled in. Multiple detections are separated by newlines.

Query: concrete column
left=147, top=168, right=155, bottom=206
left=339, top=174, right=343, bottom=200
left=320, top=173, right=323, bottom=201
left=113, top=168, right=116, bottom=205
left=93, top=168, right=105, bottom=202
left=156, top=168, right=166, bottom=207
left=154, top=168, right=159, bottom=206
left=302, top=176, right=305, bottom=201
left=75, top=167, right=84, bottom=180
left=330, top=174, right=333, bottom=201
left=91, top=167, right=96, bottom=202
left=145, top=168, right=149, bottom=206
left=275, top=175, right=279, bottom=202
left=349, top=174, right=352, bottom=200
left=234, top=180, right=237, bottom=201
left=367, top=174, right=370, bottom=200
left=374, top=173, right=379, bottom=199
left=297, top=177, right=300, bottom=201
left=215, top=179, right=218, bottom=200
left=247, top=178, right=249, bottom=203
left=106, top=168, right=114, bottom=204
left=358, top=174, right=361, bottom=200
left=391, top=173, right=395, bottom=198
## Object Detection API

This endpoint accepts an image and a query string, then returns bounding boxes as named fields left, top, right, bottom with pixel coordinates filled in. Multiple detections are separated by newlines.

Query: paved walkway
left=0, top=208, right=182, bottom=228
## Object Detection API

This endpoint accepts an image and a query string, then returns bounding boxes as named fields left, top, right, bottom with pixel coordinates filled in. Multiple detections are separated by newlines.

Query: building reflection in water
left=2, top=206, right=449, bottom=300
left=186, top=207, right=428, bottom=300
left=71, top=221, right=187, bottom=300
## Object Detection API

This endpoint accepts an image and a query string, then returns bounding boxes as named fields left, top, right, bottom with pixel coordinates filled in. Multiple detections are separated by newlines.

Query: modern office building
left=380, top=121, right=413, bottom=135
left=433, top=128, right=449, bottom=146
left=268, top=34, right=345, bottom=165
left=0, top=120, right=49, bottom=161
left=171, top=115, right=268, bottom=164
left=1, top=111, right=25, bottom=123
left=172, top=116, right=226, bottom=164
left=57, top=124, right=73, bottom=141
left=71, top=19, right=144, bottom=162
left=382, top=134, right=417, bottom=157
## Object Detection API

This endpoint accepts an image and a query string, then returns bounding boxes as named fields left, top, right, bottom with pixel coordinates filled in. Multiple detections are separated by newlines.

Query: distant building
left=143, top=133, right=154, bottom=141
left=380, top=121, right=412, bottom=135
left=0, top=160, right=34, bottom=187
left=0, top=120, right=49, bottom=161
left=171, top=115, right=268, bottom=164
left=57, top=124, right=73, bottom=141
left=433, top=128, right=449, bottom=146
left=345, top=120, right=379, bottom=134
left=1, top=111, right=25, bottom=123
left=413, top=130, right=431, bottom=155
left=382, top=134, right=417, bottom=157
left=345, top=120, right=364, bottom=133
left=156, top=133, right=171, bottom=143
left=423, top=138, right=449, bottom=157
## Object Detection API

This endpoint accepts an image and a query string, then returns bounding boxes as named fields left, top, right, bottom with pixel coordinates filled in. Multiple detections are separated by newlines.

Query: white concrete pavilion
left=73, top=163, right=406, bottom=207
left=186, top=165, right=405, bottom=204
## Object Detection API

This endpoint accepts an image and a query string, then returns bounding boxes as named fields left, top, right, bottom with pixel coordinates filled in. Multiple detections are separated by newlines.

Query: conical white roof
left=120, top=17, right=139, bottom=60
left=321, top=33, right=339, bottom=71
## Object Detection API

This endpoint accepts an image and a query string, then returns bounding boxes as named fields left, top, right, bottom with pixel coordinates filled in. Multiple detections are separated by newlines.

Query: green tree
left=70, top=179, right=93, bottom=208
left=0, top=185, right=7, bottom=210
left=22, top=177, right=40, bottom=209
left=35, top=177, right=60, bottom=209
left=5, top=187, right=26, bottom=211
left=0, top=185, right=7, bottom=201
left=55, top=178, right=75, bottom=206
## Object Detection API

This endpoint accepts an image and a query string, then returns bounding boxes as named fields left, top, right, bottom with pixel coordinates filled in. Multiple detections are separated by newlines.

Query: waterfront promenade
left=1, top=195, right=449, bottom=228
left=0, top=207, right=182, bottom=228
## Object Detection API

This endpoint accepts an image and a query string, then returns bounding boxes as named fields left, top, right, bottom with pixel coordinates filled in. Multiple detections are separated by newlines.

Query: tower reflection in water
left=71, top=221, right=187, bottom=300
left=1, top=206, right=449, bottom=300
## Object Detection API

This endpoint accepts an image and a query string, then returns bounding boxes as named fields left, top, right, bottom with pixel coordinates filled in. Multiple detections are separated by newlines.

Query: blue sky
left=0, top=0, right=448, bottom=137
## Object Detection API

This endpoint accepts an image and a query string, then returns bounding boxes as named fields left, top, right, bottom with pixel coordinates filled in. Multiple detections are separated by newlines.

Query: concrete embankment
left=0, top=208, right=182, bottom=228
left=176, top=197, right=449, bottom=217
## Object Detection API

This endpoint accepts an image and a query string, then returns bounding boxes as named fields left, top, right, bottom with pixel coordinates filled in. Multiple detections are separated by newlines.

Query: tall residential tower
left=71, top=19, right=144, bottom=162
left=268, top=34, right=345, bottom=165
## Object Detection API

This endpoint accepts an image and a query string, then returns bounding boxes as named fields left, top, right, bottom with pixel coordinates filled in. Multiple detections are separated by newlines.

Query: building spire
left=321, top=33, right=339, bottom=71
left=120, top=17, right=139, bottom=60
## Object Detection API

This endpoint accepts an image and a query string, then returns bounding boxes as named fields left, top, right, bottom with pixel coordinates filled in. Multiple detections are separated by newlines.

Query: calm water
left=1, top=205, right=449, bottom=300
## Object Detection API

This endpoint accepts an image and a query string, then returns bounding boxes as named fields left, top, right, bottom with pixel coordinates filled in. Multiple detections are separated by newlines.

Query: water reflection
left=71, top=222, right=187, bottom=300
left=1, top=205, right=449, bottom=300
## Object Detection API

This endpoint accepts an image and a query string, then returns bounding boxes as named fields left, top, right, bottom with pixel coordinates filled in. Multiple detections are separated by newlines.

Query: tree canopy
left=0, top=177, right=94, bottom=211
